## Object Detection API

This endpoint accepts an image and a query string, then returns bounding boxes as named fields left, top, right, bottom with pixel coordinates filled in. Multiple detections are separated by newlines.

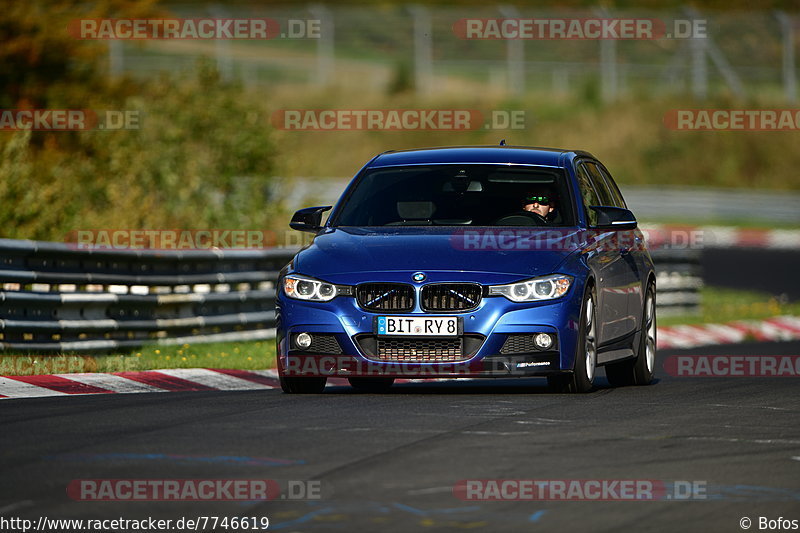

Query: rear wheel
left=348, top=377, right=395, bottom=392
left=548, top=285, right=597, bottom=393
left=605, top=281, right=656, bottom=387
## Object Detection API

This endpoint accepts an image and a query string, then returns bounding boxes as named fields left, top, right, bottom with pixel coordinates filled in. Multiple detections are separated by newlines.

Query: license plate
left=376, top=316, right=459, bottom=336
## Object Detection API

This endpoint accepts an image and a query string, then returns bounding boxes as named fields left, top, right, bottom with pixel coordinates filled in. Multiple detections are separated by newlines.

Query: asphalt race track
left=1, top=339, right=799, bottom=533
left=1, top=248, right=798, bottom=533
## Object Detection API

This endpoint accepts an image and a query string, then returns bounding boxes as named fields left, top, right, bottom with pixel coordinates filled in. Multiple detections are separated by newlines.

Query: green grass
left=0, top=340, right=276, bottom=377
left=658, top=286, right=800, bottom=326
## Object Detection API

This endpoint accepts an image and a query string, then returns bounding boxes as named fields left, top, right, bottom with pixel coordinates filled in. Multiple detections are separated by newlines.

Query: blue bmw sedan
left=276, top=146, right=656, bottom=393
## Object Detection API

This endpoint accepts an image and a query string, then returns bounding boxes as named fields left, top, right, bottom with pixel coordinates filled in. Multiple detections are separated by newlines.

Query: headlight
left=283, top=275, right=339, bottom=302
left=488, top=274, right=573, bottom=302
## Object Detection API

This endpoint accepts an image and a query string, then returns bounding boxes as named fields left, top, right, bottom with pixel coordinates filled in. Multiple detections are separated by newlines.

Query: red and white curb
left=658, top=315, right=800, bottom=349
left=0, top=368, right=468, bottom=400
left=0, top=369, right=281, bottom=400
left=641, top=225, right=800, bottom=250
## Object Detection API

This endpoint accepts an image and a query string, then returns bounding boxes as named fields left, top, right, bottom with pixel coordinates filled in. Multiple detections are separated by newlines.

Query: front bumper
left=276, top=279, right=585, bottom=379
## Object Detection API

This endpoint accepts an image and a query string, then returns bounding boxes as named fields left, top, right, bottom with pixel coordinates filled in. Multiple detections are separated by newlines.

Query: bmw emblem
left=412, top=272, right=426, bottom=282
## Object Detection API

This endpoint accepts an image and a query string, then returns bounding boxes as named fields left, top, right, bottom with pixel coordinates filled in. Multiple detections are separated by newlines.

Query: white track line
left=0, top=500, right=34, bottom=514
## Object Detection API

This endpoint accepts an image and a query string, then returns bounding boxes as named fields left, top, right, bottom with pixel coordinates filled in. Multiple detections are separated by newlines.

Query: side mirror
left=589, top=206, right=637, bottom=230
left=290, top=206, right=332, bottom=233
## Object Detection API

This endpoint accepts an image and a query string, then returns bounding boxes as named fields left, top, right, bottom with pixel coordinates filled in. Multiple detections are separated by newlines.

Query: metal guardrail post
left=650, top=249, right=703, bottom=316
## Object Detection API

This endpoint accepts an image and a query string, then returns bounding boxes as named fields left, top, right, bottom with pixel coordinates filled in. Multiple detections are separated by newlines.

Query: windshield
left=332, top=164, right=575, bottom=227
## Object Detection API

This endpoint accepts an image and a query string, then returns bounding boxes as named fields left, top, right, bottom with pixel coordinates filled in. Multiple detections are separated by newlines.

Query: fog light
left=295, top=332, right=312, bottom=349
left=534, top=333, right=553, bottom=350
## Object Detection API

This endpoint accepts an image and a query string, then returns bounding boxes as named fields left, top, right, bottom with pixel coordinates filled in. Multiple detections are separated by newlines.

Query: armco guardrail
left=650, top=249, right=702, bottom=316
left=0, top=238, right=699, bottom=353
left=0, top=239, right=295, bottom=353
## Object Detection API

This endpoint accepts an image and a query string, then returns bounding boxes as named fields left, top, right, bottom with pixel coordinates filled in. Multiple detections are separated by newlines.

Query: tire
left=348, top=377, right=395, bottom=392
left=605, top=281, right=656, bottom=387
left=277, top=339, right=328, bottom=394
left=547, top=284, right=597, bottom=393
left=279, top=376, right=327, bottom=394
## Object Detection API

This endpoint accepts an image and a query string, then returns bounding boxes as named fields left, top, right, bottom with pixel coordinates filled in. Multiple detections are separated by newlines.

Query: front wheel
left=348, top=377, right=395, bottom=392
left=605, top=281, right=656, bottom=387
left=279, top=376, right=327, bottom=394
left=548, top=284, right=597, bottom=393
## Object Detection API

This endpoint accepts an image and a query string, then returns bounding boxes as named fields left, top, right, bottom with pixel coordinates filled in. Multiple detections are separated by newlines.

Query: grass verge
left=0, top=340, right=276, bottom=377
left=658, top=286, right=799, bottom=326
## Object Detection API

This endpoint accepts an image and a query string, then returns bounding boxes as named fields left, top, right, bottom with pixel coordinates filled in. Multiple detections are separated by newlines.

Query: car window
left=332, top=164, right=576, bottom=227
left=583, top=162, right=617, bottom=207
left=595, top=164, right=627, bottom=209
left=574, top=164, right=599, bottom=226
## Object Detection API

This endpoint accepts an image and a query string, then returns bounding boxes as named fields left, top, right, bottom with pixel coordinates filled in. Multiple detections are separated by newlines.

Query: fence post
left=108, top=41, right=123, bottom=77
left=552, top=68, right=568, bottom=95
left=688, top=16, right=707, bottom=99
left=210, top=4, right=234, bottom=81
left=410, top=5, right=433, bottom=96
left=776, top=11, right=798, bottom=104
left=685, top=6, right=745, bottom=100
left=595, top=8, right=618, bottom=102
left=500, top=5, right=524, bottom=96
left=310, top=4, right=334, bottom=87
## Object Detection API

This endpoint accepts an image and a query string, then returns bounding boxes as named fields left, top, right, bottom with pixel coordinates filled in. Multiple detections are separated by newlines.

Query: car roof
left=368, top=145, right=595, bottom=168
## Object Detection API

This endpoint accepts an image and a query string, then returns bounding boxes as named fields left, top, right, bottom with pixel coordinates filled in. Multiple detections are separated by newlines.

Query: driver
left=522, top=191, right=557, bottom=223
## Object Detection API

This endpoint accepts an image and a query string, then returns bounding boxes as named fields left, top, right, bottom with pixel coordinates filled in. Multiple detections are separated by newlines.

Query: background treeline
left=0, top=1, right=279, bottom=241
left=1, top=1, right=798, bottom=241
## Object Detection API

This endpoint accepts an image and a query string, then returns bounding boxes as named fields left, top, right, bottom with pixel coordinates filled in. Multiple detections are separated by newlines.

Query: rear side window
left=575, top=164, right=599, bottom=226
left=595, top=164, right=627, bottom=208
left=583, top=162, right=617, bottom=207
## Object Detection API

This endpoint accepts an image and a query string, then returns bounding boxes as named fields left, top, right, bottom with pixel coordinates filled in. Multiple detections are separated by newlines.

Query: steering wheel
left=493, top=210, right=549, bottom=226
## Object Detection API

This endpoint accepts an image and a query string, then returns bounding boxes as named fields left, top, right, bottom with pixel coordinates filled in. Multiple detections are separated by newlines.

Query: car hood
left=291, top=227, right=586, bottom=284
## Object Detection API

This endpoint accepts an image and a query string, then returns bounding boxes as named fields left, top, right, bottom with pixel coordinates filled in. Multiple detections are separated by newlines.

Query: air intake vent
left=375, top=338, right=466, bottom=362
left=356, top=283, right=414, bottom=312
left=421, top=283, right=482, bottom=312
left=500, top=334, right=557, bottom=354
